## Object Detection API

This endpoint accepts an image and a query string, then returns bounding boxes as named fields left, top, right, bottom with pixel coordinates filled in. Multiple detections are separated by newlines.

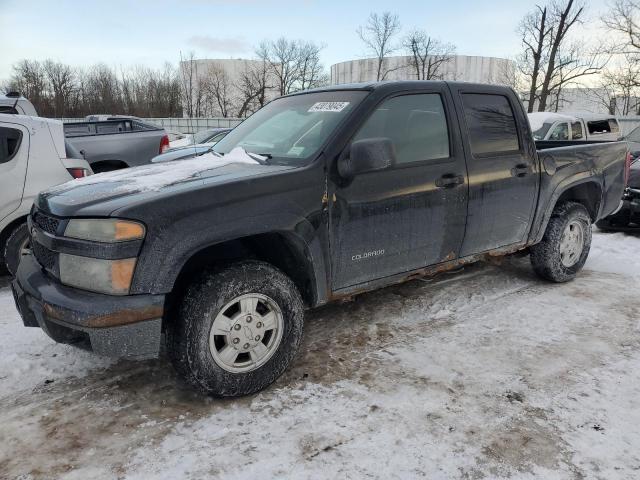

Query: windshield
left=193, top=129, right=219, bottom=144
left=531, top=122, right=553, bottom=140
left=213, top=90, right=367, bottom=164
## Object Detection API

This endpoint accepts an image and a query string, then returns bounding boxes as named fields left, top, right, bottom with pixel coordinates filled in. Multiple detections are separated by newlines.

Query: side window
left=0, top=127, right=23, bottom=164
left=608, top=119, right=620, bottom=134
left=461, top=93, right=520, bottom=155
left=571, top=122, right=584, bottom=140
left=0, top=106, right=18, bottom=114
left=587, top=120, right=612, bottom=135
left=353, top=93, right=450, bottom=164
left=549, top=122, right=569, bottom=141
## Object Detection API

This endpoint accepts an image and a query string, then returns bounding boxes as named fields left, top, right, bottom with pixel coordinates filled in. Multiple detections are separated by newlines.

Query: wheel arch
left=532, top=178, right=602, bottom=244
left=0, top=214, right=28, bottom=256
left=0, top=214, right=29, bottom=272
left=555, top=181, right=602, bottom=221
left=164, top=231, right=321, bottom=320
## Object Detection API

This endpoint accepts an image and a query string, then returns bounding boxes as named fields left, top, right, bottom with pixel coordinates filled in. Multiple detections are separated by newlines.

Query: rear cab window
left=0, top=127, right=23, bottom=163
left=353, top=93, right=450, bottom=164
left=460, top=93, right=520, bottom=155
left=587, top=119, right=619, bottom=135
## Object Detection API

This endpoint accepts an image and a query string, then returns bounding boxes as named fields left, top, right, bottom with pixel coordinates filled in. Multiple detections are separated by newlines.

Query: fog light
left=59, top=254, right=137, bottom=295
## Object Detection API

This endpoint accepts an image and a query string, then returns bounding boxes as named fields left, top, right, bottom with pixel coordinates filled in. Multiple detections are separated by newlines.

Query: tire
left=3, top=222, right=30, bottom=276
left=530, top=201, right=592, bottom=283
left=167, top=261, right=304, bottom=397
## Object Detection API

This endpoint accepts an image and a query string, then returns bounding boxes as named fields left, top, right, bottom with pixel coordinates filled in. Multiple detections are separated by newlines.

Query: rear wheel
left=530, top=202, right=592, bottom=282
left=167, top=261, right=304, bottom=397
left=3, top=222, right=30, bottom=276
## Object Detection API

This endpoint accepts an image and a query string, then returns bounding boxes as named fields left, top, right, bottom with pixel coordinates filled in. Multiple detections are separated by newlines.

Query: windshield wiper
left=246, top=152, right=272, bottom=165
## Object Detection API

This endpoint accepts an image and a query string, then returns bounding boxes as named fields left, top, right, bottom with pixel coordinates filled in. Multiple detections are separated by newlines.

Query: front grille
left=32, top=211, right=60, bottom=235
left=32, top=241, right=56, bottom=270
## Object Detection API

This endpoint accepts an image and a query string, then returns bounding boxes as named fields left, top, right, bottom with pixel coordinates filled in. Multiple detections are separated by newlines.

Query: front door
left=0, top=122, right=29, bottom=224
left=329, top=89, right=468, bottom=291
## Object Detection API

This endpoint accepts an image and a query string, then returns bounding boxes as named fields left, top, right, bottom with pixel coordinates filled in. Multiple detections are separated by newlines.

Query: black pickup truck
left=11, top=81, right=629, bottom=397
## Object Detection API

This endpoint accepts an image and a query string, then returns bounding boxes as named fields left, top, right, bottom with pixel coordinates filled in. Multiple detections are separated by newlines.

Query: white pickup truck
left=528, top=112, right=622, bottom=142
left=0, top=114, right=93, bottom=275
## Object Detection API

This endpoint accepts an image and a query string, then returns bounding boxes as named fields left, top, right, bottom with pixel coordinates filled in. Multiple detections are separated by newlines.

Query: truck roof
left=0, top=94, right=38, bottom=116
left=287, top=80, right=516, bottom=98
left=292, top=80, right=447, bottom=95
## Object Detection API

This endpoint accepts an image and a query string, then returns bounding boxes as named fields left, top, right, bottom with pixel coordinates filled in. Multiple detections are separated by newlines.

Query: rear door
left=452, top=86, right=538, bottom=256
left=329, top=86, right=468, bottom=290
left=0, top=122, right=29, bottom=223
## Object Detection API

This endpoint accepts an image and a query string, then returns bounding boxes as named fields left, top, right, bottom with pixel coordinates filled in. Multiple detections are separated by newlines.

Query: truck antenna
left=7, top=91, right=21, bottom=112
left=179, top=51, right=199, bottom=159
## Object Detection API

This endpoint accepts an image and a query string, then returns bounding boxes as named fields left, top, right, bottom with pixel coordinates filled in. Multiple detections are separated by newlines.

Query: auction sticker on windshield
left=308, top=102, right=350, bottom=112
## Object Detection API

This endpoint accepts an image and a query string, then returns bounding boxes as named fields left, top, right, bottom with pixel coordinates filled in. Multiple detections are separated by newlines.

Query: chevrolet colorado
left=11, top=81, right=629, bottom=397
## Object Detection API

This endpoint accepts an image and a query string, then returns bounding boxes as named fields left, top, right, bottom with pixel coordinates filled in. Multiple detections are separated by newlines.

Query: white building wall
left=330, top=55, right=516, bottom=85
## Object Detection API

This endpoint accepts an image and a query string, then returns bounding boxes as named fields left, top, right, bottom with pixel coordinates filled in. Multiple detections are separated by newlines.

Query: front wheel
left=167, top=261, right=304, bottom=397
left=530, top=201, right=592, bottom=282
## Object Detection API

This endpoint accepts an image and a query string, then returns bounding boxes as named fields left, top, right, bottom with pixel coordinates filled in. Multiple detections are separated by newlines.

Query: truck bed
left=64, top=119, right=159, bottom=137
left=64, top=119, right=166, bottom=169
left=531, top=139, right=629, bottom=241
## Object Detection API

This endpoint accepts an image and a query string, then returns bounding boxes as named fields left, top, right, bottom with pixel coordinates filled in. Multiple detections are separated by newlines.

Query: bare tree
left=298, top=41, right=329, bottom=90
left=591, top=54, right=640, bottom=114
left=403, top=30, right=455, bottom=80
left=180, top=51, right=203, bottom=117
left=545, top=42, right=608, bottom=111
left=236, top=60, right=271, bottom=118
left=603, top=0, right=640, bottom=52
left=43, top=60, right=75, bottom=117
left=599, top=1, right=640, bottom=114
left=517, top=5, right=552, bottom=112
left=517, top=0, right=606, bottom=112
left=6, top=58, right=182, bottom=118
left=201, top=64, right=234, bottom=117
left=257, top=38, right=327, bottom=95
left=257, top=38, right=299, bottom=96
left=8, top=60, right=48, bottom=113
left=538, top=0, right=586, bottom=111
left=357, top=12, right=401, bottom=81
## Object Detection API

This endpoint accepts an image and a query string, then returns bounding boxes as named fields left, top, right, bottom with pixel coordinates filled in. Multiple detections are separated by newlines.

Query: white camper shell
left=528, top=112, right=621, bottom=142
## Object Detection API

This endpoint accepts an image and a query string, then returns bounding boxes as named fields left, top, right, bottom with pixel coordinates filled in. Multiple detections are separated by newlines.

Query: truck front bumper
left=12, top=253, right=165, bottom=359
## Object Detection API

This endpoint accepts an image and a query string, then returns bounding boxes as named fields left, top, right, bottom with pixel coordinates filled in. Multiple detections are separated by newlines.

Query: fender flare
left=132, top=213, right=329, bottom=305
left=531, top=174, right=603, bottom=244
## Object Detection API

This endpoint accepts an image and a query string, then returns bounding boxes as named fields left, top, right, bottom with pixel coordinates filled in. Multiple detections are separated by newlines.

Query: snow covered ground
left=1, top=230, right=639, bottom=479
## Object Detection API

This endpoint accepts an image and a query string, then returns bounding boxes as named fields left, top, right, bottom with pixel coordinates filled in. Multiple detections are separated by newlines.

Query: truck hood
left=38, top=151, right=294, bottom=217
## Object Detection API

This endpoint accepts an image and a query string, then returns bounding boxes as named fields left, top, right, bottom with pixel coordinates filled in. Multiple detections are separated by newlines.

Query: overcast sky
left=0, top=0, right=608, bottom=80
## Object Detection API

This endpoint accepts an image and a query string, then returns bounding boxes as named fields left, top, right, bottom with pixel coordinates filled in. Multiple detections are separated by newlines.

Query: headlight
left=65, top=219, right=145, bottom=243
left=59, top=254, right=137, bottom=295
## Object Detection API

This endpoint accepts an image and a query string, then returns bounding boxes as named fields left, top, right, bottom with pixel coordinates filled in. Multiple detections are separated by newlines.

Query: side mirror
left=338, top=137, right=396, bottom=178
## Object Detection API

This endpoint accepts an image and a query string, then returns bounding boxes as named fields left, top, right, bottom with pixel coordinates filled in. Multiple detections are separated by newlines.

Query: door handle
left=435, top=174, right=464, bottom=188
left=511, top=164, right=530, bottom=177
